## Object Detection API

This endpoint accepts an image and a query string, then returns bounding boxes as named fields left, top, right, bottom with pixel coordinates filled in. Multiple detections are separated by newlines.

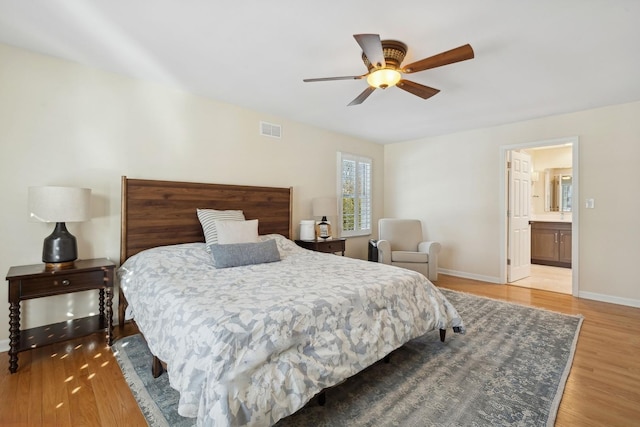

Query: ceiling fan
left=303, top=34, right=474, bottom=106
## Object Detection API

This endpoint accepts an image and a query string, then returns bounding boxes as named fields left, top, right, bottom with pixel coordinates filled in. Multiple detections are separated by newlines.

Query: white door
left=507, top=150, right=532, bottom=282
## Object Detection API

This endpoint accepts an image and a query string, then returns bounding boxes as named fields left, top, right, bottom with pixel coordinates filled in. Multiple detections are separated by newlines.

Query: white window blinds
left=338, top=152, right=372, bottom=237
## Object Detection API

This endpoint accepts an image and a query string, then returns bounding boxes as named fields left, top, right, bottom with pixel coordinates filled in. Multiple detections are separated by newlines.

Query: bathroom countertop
left=530, top=215, right=572, bottom=223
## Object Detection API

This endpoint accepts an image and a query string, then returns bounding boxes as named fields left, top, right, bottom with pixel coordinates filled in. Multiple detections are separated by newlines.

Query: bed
left=117, top=177, right=464, bottom=427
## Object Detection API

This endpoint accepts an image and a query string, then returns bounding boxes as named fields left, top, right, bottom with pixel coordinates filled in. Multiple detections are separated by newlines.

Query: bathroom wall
left=528, top=145, right=573, bottom=221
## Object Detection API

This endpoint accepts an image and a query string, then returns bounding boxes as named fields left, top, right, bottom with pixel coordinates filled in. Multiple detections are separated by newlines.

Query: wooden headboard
left=120, top=176, right=293, bottom=264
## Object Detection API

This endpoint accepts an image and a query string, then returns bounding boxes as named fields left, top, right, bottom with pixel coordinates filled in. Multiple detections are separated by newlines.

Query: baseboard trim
left=439, top=268, right=640, bottom=309
left=438, top=268, right=502, bottom=284
left=578, top=291, right=640, bottom=309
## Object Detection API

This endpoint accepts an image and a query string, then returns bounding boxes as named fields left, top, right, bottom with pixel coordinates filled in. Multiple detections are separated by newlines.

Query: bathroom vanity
left=530, top=221, right=572, bottom=268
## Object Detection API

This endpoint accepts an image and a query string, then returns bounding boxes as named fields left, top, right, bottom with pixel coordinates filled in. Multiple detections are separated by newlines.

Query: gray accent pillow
left=209, top=239, right=281, bottom=268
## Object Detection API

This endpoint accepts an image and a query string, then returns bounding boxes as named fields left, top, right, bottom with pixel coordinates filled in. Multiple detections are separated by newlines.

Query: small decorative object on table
left=315, top=221, right=332, bottom=239
left=312, top=197, right=337, bottom=240
left=299, top=220, right=316, bottom=241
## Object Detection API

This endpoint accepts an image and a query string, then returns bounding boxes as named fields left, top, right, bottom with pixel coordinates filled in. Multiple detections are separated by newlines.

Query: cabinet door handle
left=555, top=232, right=558, bottom=243
left=62, top=279, right=71, bottom=286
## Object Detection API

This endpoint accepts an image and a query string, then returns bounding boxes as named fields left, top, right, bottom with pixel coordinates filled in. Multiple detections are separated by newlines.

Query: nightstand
left=295, top=238, right=346, bottom=255
left=5, top=258, right=115, bottom=373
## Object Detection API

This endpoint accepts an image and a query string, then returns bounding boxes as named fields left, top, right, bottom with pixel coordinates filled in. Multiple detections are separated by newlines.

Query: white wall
left=385, top=101, right=640, bottom=306
left=0, top=43, right=384, bottom=343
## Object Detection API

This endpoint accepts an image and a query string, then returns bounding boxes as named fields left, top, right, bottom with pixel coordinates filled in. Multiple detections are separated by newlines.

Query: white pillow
left=216, top=219, right=259, bottom=244
left=197, top=209, right=245, bottom=245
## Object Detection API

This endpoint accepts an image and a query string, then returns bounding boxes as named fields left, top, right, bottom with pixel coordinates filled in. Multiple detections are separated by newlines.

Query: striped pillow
left=197, top=209, right=245, bottom=246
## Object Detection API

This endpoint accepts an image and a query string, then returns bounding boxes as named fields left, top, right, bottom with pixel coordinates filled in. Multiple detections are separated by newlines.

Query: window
left=338, top=152, right=372, bottom=237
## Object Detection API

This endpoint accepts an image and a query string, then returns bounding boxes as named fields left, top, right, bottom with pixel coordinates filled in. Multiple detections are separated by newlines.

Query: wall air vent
left=260, top=121, right=282, bottom=138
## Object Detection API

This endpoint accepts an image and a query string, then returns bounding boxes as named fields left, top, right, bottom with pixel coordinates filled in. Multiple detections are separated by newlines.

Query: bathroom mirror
left=544, top=168, right=572, bottom=212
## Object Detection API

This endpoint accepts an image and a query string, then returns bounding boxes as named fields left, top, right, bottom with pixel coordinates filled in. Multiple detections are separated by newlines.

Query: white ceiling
left=1, top=0, right=639, bottom=144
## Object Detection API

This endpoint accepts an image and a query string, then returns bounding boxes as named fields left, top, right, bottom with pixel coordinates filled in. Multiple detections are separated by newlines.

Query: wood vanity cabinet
left=530, top=221, right=572, bottom=268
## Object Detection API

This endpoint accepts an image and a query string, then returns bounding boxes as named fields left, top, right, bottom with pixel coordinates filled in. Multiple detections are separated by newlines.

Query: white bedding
left=118, top=234, right=464, bottom=426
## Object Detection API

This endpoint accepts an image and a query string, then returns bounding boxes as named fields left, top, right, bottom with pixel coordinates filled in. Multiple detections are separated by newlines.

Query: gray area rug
left=112, top=289, right=582, bottom=427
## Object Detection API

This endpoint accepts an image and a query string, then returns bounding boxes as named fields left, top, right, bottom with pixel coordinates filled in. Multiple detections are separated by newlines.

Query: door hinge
left=507, top=259, right=511, bottom=265
left=507, top=161, right=511, bottom=169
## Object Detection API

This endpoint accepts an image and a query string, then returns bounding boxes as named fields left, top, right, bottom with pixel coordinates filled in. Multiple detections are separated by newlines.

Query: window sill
left=340, top=231, right=372, bottom=238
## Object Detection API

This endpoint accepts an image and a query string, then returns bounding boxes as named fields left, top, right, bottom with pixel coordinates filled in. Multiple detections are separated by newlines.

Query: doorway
left=499, top=137, right=579, bottom=296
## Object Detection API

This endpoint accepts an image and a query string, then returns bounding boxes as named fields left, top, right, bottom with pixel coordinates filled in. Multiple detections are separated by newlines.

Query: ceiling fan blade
left=396, top=79, right=440, bottom=99
left=303, top=75, right=364, bottom=82
left=402, top=44, right=474, bottom=73
left=353, top=34, right=386, bottom=69
left=348, top=86, right=376, bottom=106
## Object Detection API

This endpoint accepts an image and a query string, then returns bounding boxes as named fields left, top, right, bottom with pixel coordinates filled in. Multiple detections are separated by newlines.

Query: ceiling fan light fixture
left=303, top=35, right=473, bottom=105
left=367, top=69, right=401, bottom=89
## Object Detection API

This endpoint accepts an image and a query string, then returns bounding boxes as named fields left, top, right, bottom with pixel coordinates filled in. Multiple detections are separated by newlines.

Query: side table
left=5, top=258, right=115, bottom=373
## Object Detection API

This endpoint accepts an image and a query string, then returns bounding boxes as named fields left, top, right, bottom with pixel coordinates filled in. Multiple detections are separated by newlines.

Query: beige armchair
left=377, top=218, right=441, bottom=281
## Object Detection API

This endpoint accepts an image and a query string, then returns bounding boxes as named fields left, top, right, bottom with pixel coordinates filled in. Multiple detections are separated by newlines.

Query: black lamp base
left=45, top=261, right=75, bottom=270
left=42, top=222, right=78, bottom=270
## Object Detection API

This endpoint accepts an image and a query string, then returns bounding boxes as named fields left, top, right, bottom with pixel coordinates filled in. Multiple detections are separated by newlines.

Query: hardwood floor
left=437, top=275, right=640, bottom=426
left=510, top=264, right=572, bottom=294
left=1, top=275, right=639, bottom=426
left=0, top=322, right=147, bottom=427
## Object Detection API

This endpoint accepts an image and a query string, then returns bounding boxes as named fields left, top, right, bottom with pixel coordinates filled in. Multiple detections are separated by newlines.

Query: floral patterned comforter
left=118, top=235, right=464, bottom=426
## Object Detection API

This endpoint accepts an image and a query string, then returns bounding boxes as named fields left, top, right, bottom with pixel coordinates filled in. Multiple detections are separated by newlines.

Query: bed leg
left=118, top=288, right=128, bottom=329
left=439, top=328, right=446, bottom=342
left=152, top=355, right=164, bottom=378
left=317, top=391, right=326, bottom=406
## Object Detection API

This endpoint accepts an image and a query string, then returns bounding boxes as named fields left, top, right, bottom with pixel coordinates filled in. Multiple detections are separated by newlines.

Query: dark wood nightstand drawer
left=295, top=238, right=346, bottom=255
left=320, top=241, right=344, bottom=253
left=19, top=270, right=106, bottom=299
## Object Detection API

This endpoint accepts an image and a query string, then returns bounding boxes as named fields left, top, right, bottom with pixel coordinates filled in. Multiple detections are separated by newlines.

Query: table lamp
left=312, top=197, right=337, bottom=239
left=28, top=186, right=91, bottom=270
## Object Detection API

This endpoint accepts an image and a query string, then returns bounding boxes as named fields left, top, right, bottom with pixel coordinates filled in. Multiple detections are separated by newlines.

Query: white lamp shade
left=312, top=197, right=337, bottom=217
left=28, top=186, right=91, bottom=223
